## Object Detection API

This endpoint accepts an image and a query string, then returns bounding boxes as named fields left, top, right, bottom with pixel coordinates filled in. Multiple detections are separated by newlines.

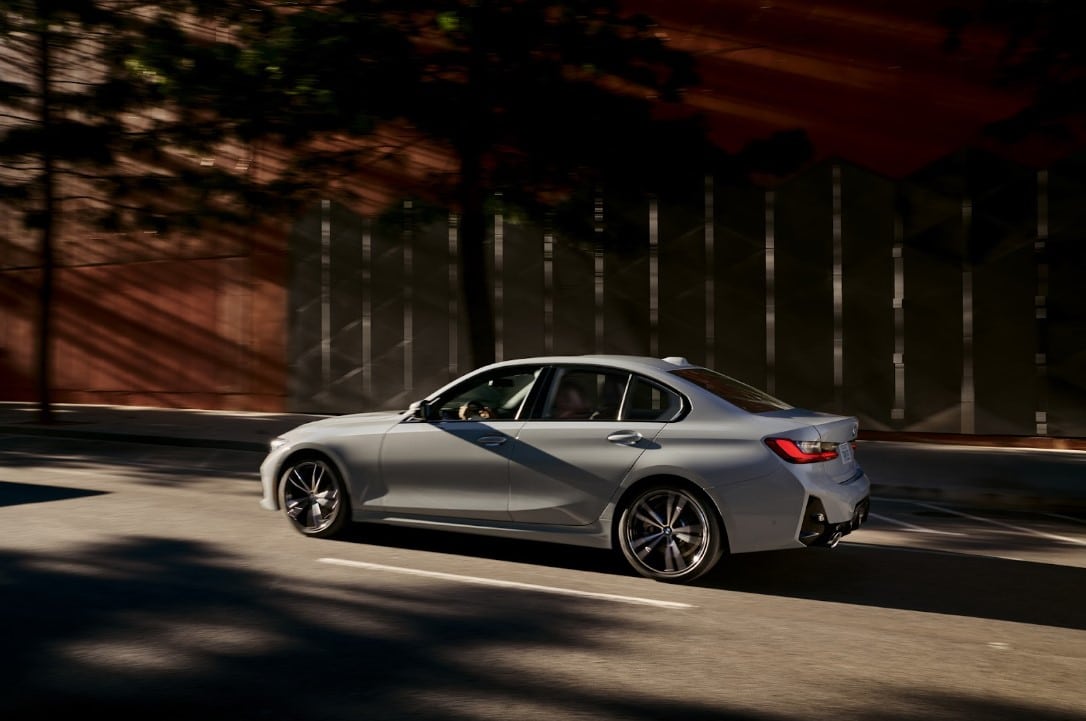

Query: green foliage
left=943, top=0, right=1086, bottom=142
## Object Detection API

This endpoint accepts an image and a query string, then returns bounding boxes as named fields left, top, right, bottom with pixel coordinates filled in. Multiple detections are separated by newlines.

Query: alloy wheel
left=619, top=486, right=721, bottom=582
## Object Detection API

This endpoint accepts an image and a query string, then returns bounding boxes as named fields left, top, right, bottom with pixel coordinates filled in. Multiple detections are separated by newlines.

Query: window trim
left=428, top=364, right=548, bottom=422
left=530, top=364, right=689, bottom=423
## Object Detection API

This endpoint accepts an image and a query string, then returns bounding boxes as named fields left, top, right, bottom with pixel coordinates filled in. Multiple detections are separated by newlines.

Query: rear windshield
left=670, top=368, right=792, bottom=414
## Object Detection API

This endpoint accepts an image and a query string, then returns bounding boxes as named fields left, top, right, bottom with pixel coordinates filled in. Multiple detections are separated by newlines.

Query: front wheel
left=279, top=456, right=348, bottom=538
left=617, top=485, right=724, bottom=583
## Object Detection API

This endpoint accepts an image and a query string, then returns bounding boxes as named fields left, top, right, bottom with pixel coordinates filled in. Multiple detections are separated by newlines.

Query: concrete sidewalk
left=1, top=401, right=1083, bottom=512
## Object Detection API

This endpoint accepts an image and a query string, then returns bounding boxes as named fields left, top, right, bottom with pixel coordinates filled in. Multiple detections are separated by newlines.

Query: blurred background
left=1, top=0, right=1083, bottom=436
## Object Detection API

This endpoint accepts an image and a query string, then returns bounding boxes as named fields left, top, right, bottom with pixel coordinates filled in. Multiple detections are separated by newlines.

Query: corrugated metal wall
left=287, top=151, right=1086, bottom=437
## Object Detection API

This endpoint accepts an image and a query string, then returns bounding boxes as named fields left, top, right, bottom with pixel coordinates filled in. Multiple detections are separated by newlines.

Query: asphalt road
left=2, top=434, right=1084, bottom=720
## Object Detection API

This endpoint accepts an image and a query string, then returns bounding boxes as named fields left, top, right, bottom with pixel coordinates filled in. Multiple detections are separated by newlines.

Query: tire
left=617, top=484, right=724, bottom=583
left=279, top=456, right=349, bottom=538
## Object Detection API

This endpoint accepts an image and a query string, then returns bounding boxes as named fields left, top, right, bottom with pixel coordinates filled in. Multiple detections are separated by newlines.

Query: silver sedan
left=259, top=355, right=871, bottom=583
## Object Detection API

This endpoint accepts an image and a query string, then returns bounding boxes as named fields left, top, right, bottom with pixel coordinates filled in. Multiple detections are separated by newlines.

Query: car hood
left=280, top=410, right=408, bottom=441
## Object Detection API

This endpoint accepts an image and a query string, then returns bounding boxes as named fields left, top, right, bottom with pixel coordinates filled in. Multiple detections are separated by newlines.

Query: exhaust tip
left=826, top=531, right=843, bottom=549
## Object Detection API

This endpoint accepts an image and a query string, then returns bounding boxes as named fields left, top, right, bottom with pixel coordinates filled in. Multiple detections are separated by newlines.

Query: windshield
left=671, top=368, right=792, bottom=413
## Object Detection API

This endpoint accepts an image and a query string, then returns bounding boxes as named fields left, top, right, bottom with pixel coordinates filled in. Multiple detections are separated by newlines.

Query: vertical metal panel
left=839, top=163, right=895, bottom=431
left=774, top=165, right=835, bottom=410
left=892, top=211, right=906, bottom=421
left=658, top=189, right=705, bottom=364
left=594, top=194, right=605, bottom=353
left=960, top=198, right=974, bottom=435
left=368, top=207, right=408, bottom=410
left=832, top=165, right=844, bottom=409
left=1043, top=153, right=1086, bottom=437
left=900, top=161, right=966, bottom=433
left=594, top=242, right=605, bottom=354
left=970, top=156, right=1036, bottom=435
left=412, top=215, right=459, bottom=399
left=704, top=175, right=716, bottom=370
left=493, top=199, right=504, bottom=362
left=552, top=238, right=595, bottom=355
left=362, top=219, right=373, bottom=399
left=1035, top=170, right=1049, bottom=435
left=287, top=205, right=323, bottom=411
left=713, top=182, right=766, bottom=386
left=649, top=196, right=659, bottom=358
left=543, top=226, right=554, bottom=354
left=448, top=213, right=458, bottom=377
left=321, top=199, right=331, bottom=390
left=328, top=204, right=367, bottom=411
left=402, top=201, right=414, bottom=395
left=502, top=217, right=545, bottom=359
left=764, top=190, right=776, bottom=396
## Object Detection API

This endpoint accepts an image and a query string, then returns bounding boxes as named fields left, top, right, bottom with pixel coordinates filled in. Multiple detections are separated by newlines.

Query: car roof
left=486, top=355, right=699, bottom=375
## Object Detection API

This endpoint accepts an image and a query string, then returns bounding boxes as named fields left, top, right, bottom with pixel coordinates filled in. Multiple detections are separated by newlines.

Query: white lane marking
left=868, top=512, right=965, bottom=536
left=318, top=558, right=694, bottom=609
left=910, top=502, right=1086, bottom=547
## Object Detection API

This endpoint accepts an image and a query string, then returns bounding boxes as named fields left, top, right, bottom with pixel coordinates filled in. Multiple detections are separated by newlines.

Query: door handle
left=477, top=435, right=508, bottom=447
left=607, top=431, right=643, bottom=446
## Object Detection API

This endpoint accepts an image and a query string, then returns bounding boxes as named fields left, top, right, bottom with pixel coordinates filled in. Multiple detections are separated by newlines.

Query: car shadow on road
left=342, top=523, right=1086, bottom=631
left=703, top=542, right=1086, bottom=630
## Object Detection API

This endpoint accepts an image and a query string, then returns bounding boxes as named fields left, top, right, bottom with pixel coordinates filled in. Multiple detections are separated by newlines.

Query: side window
left=435, top=367, right=542, bottom=421
left=622, top=376, right=683, bottom=421
left=538, top=369, right=629, bottom=421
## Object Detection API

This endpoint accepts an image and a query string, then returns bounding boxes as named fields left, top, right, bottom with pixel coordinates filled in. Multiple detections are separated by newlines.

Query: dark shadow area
left=337, top=521, right=1086, bottom=632
left=1, top=535, right=1081, bottom=721
left=2, top=534, right=1077, bottom=720
left=707, top=543, right=1086, bottom=631
left=339, top=522, right=632, bottom=578
left=0, top=480, right=106, bottom=507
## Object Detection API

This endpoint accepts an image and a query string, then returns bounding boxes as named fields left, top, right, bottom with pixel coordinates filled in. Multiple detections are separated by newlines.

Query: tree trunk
left=457, top=4, right=496, bottom=370
left=457, top=148, right=496, bottom=369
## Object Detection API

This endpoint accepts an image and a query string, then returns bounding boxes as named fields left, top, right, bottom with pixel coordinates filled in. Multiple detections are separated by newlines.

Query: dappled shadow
left=1, top=535, right=1081, bottom=720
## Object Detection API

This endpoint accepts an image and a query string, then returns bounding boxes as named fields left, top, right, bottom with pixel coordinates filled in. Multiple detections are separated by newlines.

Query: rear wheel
left=279, top=456, right=348, bottom=538
left=617, top=485, right=723, bottom=583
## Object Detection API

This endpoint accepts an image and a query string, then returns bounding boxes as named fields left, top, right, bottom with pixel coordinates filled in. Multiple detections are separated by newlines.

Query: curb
left=0, top=425, right=267, bottom=453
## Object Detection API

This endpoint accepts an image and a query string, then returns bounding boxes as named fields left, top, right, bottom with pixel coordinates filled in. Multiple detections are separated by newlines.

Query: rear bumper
left=799, top=494, right=870, bottom=547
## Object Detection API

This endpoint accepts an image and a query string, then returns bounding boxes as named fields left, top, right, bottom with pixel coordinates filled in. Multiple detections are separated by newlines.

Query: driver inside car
left=458, top=400, right=492, bottom=420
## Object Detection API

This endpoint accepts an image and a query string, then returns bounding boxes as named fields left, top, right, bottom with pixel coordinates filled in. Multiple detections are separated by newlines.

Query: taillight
left=765, top=437, right=839, bottom=464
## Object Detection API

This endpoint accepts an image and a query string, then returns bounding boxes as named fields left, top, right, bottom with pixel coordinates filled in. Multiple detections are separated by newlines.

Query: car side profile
left=259, top=355, right=871, bottom=583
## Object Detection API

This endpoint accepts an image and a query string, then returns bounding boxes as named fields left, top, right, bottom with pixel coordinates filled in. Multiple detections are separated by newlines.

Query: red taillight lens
left=765, top=437, right=839, bottom=464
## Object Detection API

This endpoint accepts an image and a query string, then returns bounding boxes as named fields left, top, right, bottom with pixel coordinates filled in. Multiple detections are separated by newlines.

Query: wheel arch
left=612, top=473, right=730, bottom=555
left=275, top=446, right=352, bottom=502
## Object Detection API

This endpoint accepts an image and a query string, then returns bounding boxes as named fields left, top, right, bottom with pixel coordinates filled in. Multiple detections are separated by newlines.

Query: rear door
left=507, top=367, right=680, bottom=525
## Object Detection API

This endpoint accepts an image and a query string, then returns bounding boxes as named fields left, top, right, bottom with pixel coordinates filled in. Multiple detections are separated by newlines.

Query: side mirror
left=409, top=400, right=435, bottom=421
